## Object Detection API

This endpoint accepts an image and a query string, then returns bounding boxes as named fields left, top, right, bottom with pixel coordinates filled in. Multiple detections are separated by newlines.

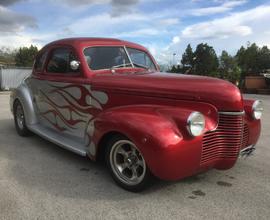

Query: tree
left=235, top=43, right=270, bottom=88
left=235, top=46, right=246, bottom=71
left=257, top=46, right=270, bottom=71
left=15, top=45, right=38, bottom=67
left=235, top=43, right=269, bottom=74
left=242, top=43, right=259, bottom=73
left=193, top=43, right=219, bottom=77
left=181, top=44, right=194, bottom=74
left=0, top=47, right=16, bottom=65
left=219, top=50, right=241, bottom=84
left=169, top=65, right=181, bottom=73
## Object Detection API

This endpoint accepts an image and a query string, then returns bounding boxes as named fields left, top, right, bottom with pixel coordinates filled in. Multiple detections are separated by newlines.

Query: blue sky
left=1, top=0, right=270, bottom=64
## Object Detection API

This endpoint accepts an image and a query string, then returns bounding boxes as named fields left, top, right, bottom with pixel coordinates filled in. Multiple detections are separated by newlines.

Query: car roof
left=43, top=37, right=147, bottom=51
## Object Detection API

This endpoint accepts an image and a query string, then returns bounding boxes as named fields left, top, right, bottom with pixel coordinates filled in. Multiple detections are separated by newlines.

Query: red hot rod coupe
left=10, top=38, right=263, bottom=191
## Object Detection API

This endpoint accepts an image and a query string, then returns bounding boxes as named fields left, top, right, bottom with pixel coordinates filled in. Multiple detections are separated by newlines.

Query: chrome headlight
left=252, top=100, right=263, bottom=120
left=187, top=112, right=205, bottom=137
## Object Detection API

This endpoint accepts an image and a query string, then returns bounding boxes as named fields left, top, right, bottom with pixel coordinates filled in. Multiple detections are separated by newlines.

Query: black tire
left=105, top=134, right=153, bottom=192
left=14, top=100, right=31, bottom=137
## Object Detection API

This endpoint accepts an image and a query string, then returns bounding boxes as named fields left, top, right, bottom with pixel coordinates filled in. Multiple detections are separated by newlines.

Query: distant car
left=10, top=38, right=263, bottom=191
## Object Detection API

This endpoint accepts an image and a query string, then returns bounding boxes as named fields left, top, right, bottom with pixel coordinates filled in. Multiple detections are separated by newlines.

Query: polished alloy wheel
left=109, top=140, right=146, bottom=186
left=16, top=104, right=25, bottom=130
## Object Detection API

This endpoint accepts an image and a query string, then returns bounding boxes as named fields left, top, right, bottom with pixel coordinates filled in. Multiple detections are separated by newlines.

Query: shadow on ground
left=0, top=117, right=216, bottom=201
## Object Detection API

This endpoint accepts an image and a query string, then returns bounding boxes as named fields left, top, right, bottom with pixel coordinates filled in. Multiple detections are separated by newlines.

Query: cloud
left=159, top=4, right=270, bottom=65
left=158, top=18, right=179, bottom=26
left=3, top=2, right=179, bottom=49
left=46, top=0, right=139, bottom=16
left=51, top=0, right=138, bottom=6
left=111, top=0, right=138, bottom=6
left=110, top=0, right=139, bottom=17
left=172, top=36, right=180, bottom=44
left=114, top=28, right=161, bottom=38
left=1, top=0, right=269, bottom=67
left=67, top=10, right=178, bottom=38
left=0, top=0, right=24, bottom=6
left=181, top=5, right=270, bottom=40
left=0, top=6, right=37, bottom=34
left=0, top=34, right=39, bottom=48
left=67, top=13, right=146, bottom=36
left=62, top=27, right=74, bottom=35
left=190, top=0, right=247, bottom=16
left=52, top=0, right=109, bottom=6
left=182, top=24, right=251, bottom=39
left=164, top=36, right=180, bottom=51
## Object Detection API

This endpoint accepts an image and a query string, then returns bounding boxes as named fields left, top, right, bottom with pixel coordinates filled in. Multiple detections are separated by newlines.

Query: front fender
left=10, top=78, right=38, bottom=126
left=92, top=103, right=218, bottom=180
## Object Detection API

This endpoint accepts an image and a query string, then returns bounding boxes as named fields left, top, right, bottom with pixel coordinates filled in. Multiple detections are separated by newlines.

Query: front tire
left=14, top=100, right=31, bottom=136
left=105, top=135, right=153, bottom=192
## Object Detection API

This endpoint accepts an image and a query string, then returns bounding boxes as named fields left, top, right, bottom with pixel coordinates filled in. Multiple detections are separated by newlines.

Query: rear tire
left=105, top=134, right=153, bottom=192
left=14, top=100, right=31, bottom=137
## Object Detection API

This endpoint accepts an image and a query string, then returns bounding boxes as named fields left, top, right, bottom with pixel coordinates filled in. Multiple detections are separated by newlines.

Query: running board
left=29, top=124, right=88, bottom=156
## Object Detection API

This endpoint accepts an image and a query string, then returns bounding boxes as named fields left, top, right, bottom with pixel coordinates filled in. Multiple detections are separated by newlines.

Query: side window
left=47, top=48, right=78, bottom=74
left=34, top=51, right=47, bottom=72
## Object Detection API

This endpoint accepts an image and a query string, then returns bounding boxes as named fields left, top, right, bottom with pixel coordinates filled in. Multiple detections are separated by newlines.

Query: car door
left=31, top=46, right=91, bottom=144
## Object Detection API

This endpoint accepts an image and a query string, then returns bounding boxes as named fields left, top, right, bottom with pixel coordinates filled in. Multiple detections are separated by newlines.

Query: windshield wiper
left=111, top=63, right=133, bottom=69
left=111, top=62, right=149, bottom=71
left=132, top=62, right=149, bottom=70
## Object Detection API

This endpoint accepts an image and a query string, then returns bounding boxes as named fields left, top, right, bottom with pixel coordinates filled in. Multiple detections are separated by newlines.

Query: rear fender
left=10, top=79, right=37, bottom=126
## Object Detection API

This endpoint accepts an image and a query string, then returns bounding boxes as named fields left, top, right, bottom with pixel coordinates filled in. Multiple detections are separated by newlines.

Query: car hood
left=92, top=71, right=243, bottom=111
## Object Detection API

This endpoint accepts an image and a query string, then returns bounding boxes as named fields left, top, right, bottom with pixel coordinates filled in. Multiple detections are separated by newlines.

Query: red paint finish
left=33, top=38, right=262, bottom=181
left=92, top=72, right=244, bottom=111
left=92, top=103, right=218, bottom=180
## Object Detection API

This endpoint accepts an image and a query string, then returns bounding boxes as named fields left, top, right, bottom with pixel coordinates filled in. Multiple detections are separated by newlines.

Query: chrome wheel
left=16, top=104, right=25, bottom=130
left=109, top=140, right=146, bottom=186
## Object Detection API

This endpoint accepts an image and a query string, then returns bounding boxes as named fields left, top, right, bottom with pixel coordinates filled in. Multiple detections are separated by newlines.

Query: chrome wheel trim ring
left=16, top=104, right=24, bottom=130
left=109, top=140, right=146, bottom=186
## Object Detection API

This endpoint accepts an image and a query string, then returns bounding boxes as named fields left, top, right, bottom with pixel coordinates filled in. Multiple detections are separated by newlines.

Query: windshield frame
left=83, top=45, right=158, bottom=72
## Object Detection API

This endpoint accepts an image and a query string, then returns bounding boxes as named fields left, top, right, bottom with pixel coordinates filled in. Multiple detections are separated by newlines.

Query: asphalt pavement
left=0, top=92, right=269, bottom=220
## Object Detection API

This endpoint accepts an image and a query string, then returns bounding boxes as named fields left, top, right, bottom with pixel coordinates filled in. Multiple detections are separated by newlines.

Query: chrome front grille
left=242, top=123, right=249, bottom=149
left=201, top=112, right=244, bottom=165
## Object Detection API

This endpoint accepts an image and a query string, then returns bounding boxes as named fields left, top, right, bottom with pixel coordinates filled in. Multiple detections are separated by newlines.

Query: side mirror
left=70, top=60, right=80, bottom=71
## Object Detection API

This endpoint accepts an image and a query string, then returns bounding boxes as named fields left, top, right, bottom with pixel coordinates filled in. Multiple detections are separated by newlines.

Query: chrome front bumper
left=239, top=145, right=256, bottom=158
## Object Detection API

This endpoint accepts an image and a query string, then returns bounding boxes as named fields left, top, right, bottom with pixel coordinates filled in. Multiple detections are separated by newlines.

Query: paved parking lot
left=0, top=92, right=269, bottom=220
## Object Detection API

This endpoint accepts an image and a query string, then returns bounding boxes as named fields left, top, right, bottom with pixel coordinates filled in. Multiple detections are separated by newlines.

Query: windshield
left=83, top=46, right=156, bottom=71
left=83, top=47, right=130, bottom=70
left=126, top=48, right=156, bottom=70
